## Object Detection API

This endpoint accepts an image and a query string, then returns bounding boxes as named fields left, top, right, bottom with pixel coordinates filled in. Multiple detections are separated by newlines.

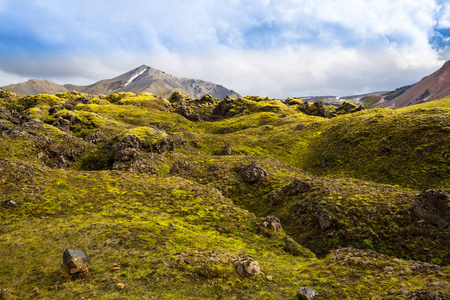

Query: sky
left=0, top=0, right=449, bottom=98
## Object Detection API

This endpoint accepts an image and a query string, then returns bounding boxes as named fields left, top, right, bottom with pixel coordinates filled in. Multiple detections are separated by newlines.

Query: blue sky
left=0, top=0, right=449, bottom=97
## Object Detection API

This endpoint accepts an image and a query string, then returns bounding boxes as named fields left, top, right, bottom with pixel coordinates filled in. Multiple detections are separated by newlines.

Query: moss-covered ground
left=0, top=91, right=449, bottom=299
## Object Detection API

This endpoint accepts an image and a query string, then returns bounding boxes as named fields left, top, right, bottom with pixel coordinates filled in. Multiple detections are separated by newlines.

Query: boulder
left=240, top=162, right=269, bottom=183
left=257, top=216, right=282, bottom=236
left=216, top=143, right=232, bottom=155
left=297, top=287, right=316, bottom=300
left=413, top=189, right=450, bottom=229
left=234, top=256, right=261, bottom=276
left=60, top=249, right=91, bottom=278
left=54, top=117, right=71, bottom=132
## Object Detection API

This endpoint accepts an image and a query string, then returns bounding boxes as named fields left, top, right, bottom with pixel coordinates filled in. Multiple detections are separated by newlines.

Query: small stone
left=297, top=287, right=316, bottom=300
left=116, top=283, right=125, bottom=290
left=112, top=264, right=120, bottom=272
left=170, top=223, right=175, bottom=227
left=266, top=275, right=273, bottom=281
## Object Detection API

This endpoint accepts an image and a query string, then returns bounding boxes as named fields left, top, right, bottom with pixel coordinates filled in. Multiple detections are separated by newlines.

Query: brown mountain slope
left=2, top=79, right=68, bottom=95
left=382, top=60, right=450, bottom=108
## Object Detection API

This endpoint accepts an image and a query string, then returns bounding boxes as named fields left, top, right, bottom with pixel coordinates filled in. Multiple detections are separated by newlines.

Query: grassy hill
left=1, top=90, right=449, bottom=299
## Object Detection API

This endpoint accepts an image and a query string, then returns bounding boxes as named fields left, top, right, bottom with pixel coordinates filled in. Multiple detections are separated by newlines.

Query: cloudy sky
left=0, top=0, right=449, bottom=98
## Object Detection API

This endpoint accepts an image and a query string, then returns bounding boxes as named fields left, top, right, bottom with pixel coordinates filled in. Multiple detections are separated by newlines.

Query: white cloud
left=437, top=2, right=450, bottom=28
left=0, top=0, right=448, bottom=98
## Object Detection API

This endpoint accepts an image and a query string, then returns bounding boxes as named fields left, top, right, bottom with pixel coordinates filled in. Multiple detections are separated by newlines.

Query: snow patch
left=125, top=67, right=148, bottom=87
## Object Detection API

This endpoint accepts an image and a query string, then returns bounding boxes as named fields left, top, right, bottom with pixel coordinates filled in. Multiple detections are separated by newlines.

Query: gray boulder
left=297, top=287, right=316, bottom=300
left=60, top=249, right=91, bottom=278
left=234, top=256, right=261, bottom=276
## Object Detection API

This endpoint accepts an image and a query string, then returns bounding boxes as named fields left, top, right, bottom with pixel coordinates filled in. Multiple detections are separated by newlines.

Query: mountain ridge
left=1, top=65, right=240, bottom=99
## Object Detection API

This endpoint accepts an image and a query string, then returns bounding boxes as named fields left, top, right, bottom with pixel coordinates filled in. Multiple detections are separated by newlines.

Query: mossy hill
left=1, top=89, right=449, bottom=299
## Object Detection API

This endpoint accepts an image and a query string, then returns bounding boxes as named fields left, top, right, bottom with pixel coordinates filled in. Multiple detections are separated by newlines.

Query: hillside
left=381, top=61, right=450, bottom=108
left=2, top=79, right=69, bottom=95
left=0, top=89, right=449, bottom=299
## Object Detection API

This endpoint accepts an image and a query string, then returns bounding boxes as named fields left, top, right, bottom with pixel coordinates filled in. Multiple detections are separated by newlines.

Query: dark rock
left=413, top=189, right=450, bottom=229
left=315, top=213, right=332, bottom=231
left=297, top=287, right=316, bottom=300
left=113, top=134, right=141, bottom=162
left=267, top=178, right=312, bottom=206
left=406, top=289, right=450, bottom=300
left=336, top=102, right=364, bottom=114
left=240, top=162, right=269, bottom=183
left=175, top=105, right=200, bottom=122
left=60, top=249, right=91, bottom=278
left=298, top=101, right=328, bottom=118
left=170, top=160, right=195, bottom=176
left=19, top=115, right=31, bottom=125
left=199, top=94, right=214, bottom=104
left=212, top=97, right=233, bottom=118
left=216, top=143, right=232, bottom=155
left=168, top=91, right=186, bottom=103
left=257, top=216, right=282, bottom=236
left=84, top=131, right=107, bottom=144
left=54, top=117, right=71, bottom=132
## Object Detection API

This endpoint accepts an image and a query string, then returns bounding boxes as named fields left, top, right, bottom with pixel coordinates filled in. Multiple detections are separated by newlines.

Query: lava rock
left=240, top=162, right=269, bottom=183
left=60, top=249, right=91, bottom=278
left=54, top=117, right=71, bottom=132
left=413, top=189, right=450, bottom=229
left=257, top=216, right=282, bottom=236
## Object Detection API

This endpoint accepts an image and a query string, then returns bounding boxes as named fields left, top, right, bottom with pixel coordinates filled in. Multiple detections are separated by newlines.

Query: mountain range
left=2, top=60, right=450, bottom=108
left=2, top=65, right=240, bottom=99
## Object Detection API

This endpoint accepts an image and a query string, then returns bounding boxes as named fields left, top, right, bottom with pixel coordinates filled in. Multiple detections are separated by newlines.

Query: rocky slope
left=0, top=89, right=449, bottom=299
left=381, top=60, right=450, bottom=108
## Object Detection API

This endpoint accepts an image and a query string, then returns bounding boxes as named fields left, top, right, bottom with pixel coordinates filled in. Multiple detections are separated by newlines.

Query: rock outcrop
left=257, top=216, right=283, bottom=236
left=413, top=189, right=450, bottom=229
left=240, top=162, right=269, bottom=183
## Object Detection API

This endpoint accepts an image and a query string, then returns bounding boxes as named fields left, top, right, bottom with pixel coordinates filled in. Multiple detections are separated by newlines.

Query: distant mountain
left=67, top=65, right=240, bottom=99
left=2, top=79, right=68, bottom=95
left=381, top=60, right=450, bottom=108
left=1, top=65, right=240, bottom=99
